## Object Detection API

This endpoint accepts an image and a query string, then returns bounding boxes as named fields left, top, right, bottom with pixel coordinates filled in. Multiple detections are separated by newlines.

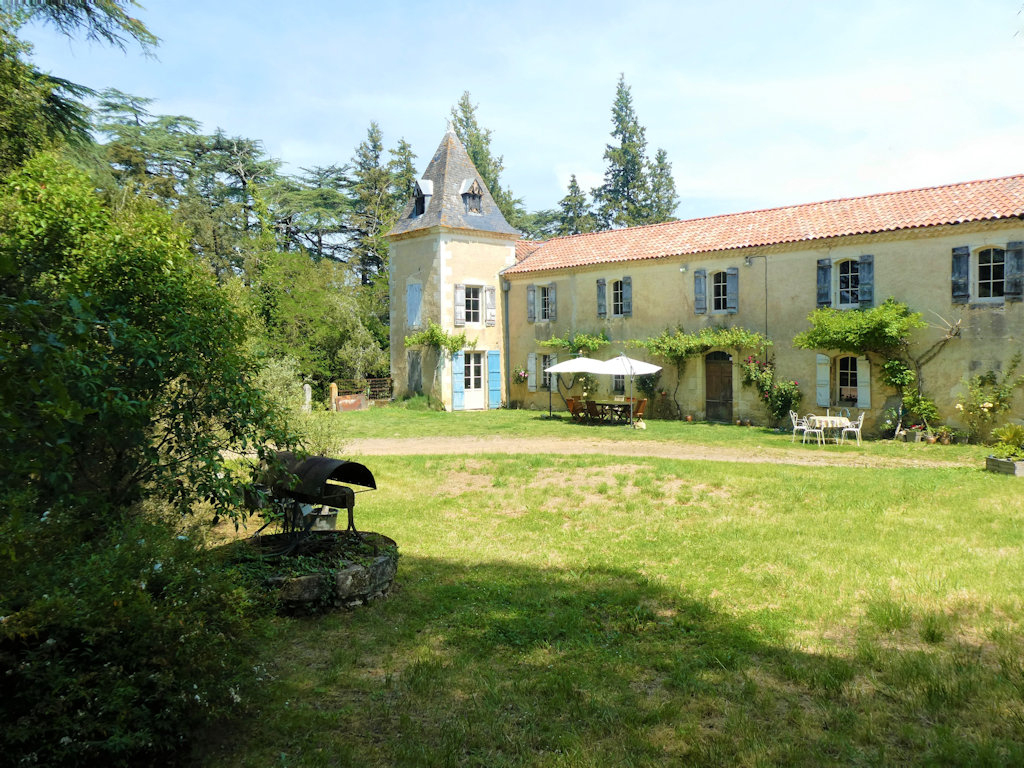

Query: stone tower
left=387, top=128, right=518, bottom=410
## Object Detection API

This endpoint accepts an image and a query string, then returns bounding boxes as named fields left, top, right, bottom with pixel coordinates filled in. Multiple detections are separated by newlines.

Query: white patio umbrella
left=596, top=355, right=663, bottom=427
left=543, top=357, right=608, bottom=374
left=542, top=357, right=607, bottom=416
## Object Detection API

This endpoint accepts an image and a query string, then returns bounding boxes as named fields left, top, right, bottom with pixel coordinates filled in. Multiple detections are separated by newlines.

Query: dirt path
left=346, top=436, right=963, bottom=469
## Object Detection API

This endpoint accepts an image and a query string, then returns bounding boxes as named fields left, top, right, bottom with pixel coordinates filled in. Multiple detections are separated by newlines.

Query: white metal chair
left=789, top=410, right=808, bottom=442
left=840, top=412, right=865, bottom=445
left=802, top=413, right=824, bottom=445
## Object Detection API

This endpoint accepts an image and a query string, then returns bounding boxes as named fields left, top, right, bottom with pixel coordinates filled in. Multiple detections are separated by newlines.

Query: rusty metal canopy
left=271, top=451, right=376, bottom=506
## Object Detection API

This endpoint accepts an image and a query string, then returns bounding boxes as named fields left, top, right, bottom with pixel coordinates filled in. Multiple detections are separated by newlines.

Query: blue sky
left=18, top=0, right=1024, bottom=219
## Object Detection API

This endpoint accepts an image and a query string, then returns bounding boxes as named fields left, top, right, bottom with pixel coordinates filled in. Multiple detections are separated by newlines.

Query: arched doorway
left=704, top=351, right=733, bottom=422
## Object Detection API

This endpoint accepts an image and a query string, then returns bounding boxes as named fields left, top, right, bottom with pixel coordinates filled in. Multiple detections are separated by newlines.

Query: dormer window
left=460, top=179, right=483, bottom=214
left=413, top=179, right=433, bottom=217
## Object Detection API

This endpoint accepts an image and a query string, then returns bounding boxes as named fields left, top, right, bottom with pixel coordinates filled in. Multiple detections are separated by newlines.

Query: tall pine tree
left=592, top=75, right=678, bottom=229
left=645, top=148, right=679, bottom=223
left=557, top=173, right=597, bottom=235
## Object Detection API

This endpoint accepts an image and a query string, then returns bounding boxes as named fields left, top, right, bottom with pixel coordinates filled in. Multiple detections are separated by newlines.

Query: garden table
left=807, top=415, right=850, bottom=444
left=590, top=399, right=634, bottom=424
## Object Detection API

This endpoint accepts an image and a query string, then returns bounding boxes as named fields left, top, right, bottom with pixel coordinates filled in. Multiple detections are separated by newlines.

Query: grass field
left=196, top=410, right=1024, bottom=767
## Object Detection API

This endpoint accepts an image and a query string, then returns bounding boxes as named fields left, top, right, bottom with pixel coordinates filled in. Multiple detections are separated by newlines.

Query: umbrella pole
left=629, top=375, right=634, bottom=428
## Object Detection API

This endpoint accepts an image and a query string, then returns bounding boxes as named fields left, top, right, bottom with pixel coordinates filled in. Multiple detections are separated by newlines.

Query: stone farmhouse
left=388, top=129, right=1024, bottom=431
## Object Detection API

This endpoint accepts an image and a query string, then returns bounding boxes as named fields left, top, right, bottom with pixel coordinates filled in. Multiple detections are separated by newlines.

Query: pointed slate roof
left=389, top=129, right=519, bottom=238
left=505, top=174, right=1024, bottom=275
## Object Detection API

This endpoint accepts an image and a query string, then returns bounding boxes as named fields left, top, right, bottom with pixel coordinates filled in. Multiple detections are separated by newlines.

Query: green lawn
left=196, top=412, right=1023, bottom=766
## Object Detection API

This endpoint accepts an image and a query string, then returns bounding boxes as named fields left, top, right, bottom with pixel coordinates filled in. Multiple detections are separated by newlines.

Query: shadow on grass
left=196, top=555, right=1024, bottom=767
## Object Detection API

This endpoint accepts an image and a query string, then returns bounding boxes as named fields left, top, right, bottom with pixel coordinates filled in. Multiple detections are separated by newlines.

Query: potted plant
left=934, top=425, right=954, bottom=445
left=986, top=423, right=1024, bottom=476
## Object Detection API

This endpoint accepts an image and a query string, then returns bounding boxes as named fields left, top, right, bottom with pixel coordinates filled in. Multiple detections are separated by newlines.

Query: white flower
left=955, top=403, right=964, bottom=411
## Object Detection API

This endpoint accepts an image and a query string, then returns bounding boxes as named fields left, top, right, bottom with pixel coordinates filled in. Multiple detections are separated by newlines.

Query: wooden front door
left=705, top=351, right=733, bottom=422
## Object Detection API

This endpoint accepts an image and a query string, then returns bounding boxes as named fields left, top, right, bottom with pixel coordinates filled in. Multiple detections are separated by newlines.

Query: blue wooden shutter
left=485, top=286, right=496, bottom=326
left=816, top=259, right=832, bottom=308
left=952, top=246, right=970, bottom=304
left=406, top=283, right=422, bottom=327
left=548, top=282, right=557, bottom=321
left=726, top=267, right=739, bottom=314
left=858, top=254, right=874, bottom=308
left=622, top=276, right=632, bottom=317
left=526, top=284, right=536, bottom=322
left=815, top=354, right=831, bottom=407
left=694, top=269, right=707, bottom=314
left=1006, top=242, right=1024, bottom=302
left=487, top=350, right=501, bottom=409
left=596, top=279, right=607, bottom=318
left=454, top=284, right=466, bottom=326
left=452, top=350, right=465, bottom=410
left=527, top=352, right=537, bottom=392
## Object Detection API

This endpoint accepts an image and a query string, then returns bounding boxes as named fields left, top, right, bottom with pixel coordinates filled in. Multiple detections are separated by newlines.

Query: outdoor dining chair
left=840, top=411, right=865, bottom=445
left=633, top=398, right=647, bottom=420
left=802, top=413, right=825, bottom=445
left=789, top=410, right=809, bottom=442
left=567, top=398, right=587, bottom=422
left=585, top=400, right=604, bottom=424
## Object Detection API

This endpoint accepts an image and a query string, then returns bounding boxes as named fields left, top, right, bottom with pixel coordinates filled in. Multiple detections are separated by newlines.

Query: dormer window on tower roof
left=460, top=179, right=483, bottom=215
left=413, top=179, right=433, bottom=217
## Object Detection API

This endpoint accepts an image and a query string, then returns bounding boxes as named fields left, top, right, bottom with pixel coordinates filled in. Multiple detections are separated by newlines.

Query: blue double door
left=452, top=349, right=501, bottom=410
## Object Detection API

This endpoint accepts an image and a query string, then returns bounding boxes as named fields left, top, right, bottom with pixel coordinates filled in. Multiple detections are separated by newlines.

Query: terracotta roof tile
left=515, top=240, right=542, bottom=262
left=505, top=175, right=1024, bottom=275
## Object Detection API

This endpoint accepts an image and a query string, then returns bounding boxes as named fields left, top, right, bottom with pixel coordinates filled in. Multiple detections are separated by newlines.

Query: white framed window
left=711, top=271, right=728, bottom=312
left=816, top=353, right=870, bottom=408
left=611, top=280, right=624, bottom=316
left=465, top=285, right=481, bottom=323
left=977, top=247, right=1005, bottom=300
left=541, top=353, right=552, bottom=390
left=539, top=286, right=551, bottom=320
left=613, top=374, right=625, bottom=394
left=817, top=256, right=873, bottom=309
left=837, top=356, right=858, bottom=405
left=837, top=260, right=860, bottom=308
left=464, top=352, right=483, bottom=391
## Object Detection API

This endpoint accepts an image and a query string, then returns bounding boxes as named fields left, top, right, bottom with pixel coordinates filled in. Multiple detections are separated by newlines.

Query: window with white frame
left=613, top=374, right=625, bottom=394
left=837, top=260, right=860, bottom=308
left=978, top=247, right=1005, bottom=300
left=711, top=271, right=728, bottom=312
left=952, top=244, right=1023, bottom=304
left=464, top=285, right=481, bottom=323
left=464, top=351, right=483, bottom=390
left=541, top=354, right=552, bottom=390
left=539, top=286, right=551, bottom=320
left=611, top=280, right=624, bottom=316
left=837, top=356, right=858, bottom=405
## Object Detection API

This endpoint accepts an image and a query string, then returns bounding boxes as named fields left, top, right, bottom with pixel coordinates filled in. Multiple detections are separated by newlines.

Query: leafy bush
left=739, top=356, right=802, bottom=427
left=0, top=153, right=291, bottom=526
left=0, top=512, right=267, bottom=767
left=955, top=354, right=1024, bottom=443
left=992, top=423, right=1024, bottom=460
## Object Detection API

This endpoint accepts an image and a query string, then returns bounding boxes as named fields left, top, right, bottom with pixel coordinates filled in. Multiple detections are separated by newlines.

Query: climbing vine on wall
left=404, top=320, right=468, bottom=358
left=539, top=329, right=610, bottom=355
left=793, top=298, right=937, bottom=431
left=632, top=326, right=770, bottom=418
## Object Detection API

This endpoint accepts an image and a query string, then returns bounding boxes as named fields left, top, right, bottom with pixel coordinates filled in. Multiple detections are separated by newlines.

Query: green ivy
left=539, top=329, right=610, bottom=355
left=792, top=298, right=925, bottom=358
left=739, top=356, right=803, bottom=426
left=404, top=320, right=468, bottom=358
left=631, top=326, right=770, bottom=418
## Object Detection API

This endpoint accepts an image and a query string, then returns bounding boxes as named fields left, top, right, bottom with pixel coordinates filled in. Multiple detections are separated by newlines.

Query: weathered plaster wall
left=507, top=220, right=1024, bottom=430
left=389, top=227, right=515, bottom=409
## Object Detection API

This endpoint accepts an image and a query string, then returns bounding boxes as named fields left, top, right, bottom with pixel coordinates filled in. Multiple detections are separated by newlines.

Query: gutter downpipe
left=501, top=276, right=511, bottom=407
